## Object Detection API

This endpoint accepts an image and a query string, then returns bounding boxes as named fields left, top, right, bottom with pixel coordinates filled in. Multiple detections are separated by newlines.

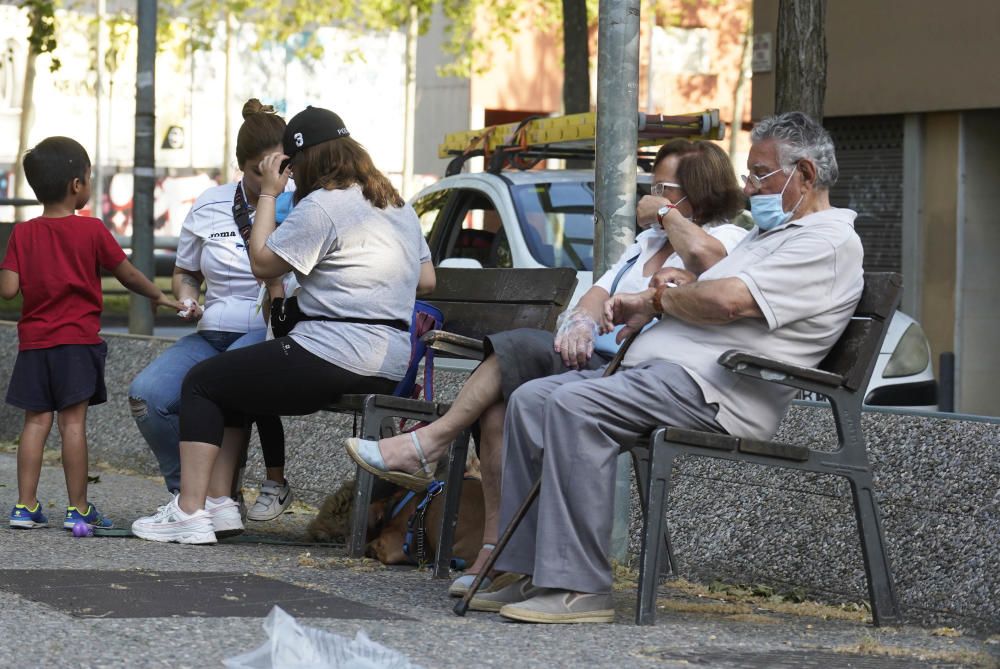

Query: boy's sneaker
left=64, top=503, right=114, bottom=530
left=131, top=496, right=216, bottom=545
left=10, top=502, right=48, bottom=529
left=247, top=479, right=292, bottom=521
left=204, top=496, right=244, bottom=539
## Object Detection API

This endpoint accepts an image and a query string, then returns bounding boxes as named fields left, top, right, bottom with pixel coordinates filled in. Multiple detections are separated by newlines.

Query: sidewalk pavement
left=0, top=452, right=997, bottom=669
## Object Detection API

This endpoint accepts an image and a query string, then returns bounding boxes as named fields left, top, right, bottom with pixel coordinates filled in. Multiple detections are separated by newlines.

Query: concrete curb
left=0, top=323, right=996, bottom=632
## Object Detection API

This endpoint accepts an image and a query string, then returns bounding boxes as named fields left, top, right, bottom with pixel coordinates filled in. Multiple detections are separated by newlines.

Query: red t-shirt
left=1, top=215, right=127, bottom=351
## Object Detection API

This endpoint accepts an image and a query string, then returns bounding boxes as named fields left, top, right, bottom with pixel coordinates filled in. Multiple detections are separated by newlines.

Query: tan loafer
left=499, top=590, right=614, bottom=624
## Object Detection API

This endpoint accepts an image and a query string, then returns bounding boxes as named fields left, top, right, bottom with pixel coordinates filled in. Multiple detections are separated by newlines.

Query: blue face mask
left=749, top=167, right=802, bottom=231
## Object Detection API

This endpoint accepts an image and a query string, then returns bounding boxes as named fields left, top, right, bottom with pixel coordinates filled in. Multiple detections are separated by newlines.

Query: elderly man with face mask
left=473, top=111, right=865, bottom=624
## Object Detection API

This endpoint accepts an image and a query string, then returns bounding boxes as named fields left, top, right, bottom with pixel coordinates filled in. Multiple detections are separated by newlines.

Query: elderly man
left=473, top=112, right=865, bottom=624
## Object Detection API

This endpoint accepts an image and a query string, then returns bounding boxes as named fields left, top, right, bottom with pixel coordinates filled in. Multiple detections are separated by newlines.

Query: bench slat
left=738, top=438, right=810, bottom=461
left=664, top=427, right=738, bottom=451
left=718, top=350, right=845, bottom=387
left=429, top=267, right=577, bottom=305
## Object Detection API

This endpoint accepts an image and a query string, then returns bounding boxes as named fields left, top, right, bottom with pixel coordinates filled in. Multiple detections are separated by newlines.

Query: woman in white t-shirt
left=132, top=106, right=435, bottom=544
left=346, top=140, right=750, bottom=595
left=129, top=99, right=294, bottom=525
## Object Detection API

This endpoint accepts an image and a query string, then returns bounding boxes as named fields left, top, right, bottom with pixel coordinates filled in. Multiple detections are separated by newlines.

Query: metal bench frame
left=636, top=272, right=904, bottom=625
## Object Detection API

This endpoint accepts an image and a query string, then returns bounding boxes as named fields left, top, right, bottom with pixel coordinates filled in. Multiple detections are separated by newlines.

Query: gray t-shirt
left=266, top=185, right=429, bottom=380
left=623, top=207, right=864, bottom=439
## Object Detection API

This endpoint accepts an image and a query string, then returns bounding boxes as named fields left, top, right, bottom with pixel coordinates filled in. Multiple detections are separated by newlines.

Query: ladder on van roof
left=440, top=109, right=725, bottom=176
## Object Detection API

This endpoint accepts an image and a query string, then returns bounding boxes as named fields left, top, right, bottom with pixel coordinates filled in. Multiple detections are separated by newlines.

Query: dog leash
left=403, top=480, right=445, bottom=566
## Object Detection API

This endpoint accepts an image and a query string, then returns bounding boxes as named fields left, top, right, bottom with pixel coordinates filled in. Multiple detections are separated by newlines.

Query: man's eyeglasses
left=651, top=181, right=682, bottom=197
left=740, top=167, right=785, bottom=191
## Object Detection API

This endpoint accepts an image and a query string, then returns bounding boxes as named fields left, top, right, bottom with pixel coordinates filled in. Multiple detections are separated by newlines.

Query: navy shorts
left=5, top=342, right=108, bottom=412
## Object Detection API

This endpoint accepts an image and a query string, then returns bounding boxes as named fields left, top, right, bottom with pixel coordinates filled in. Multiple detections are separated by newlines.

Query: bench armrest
left=718, top=349, right=844, bottom=390
left=421, top=330, right=486, bottom=361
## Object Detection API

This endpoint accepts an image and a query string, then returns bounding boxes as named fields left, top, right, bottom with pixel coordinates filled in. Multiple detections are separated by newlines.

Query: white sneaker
left=247, top=479, right=292, bottom=521
left=132, top=496, right=216, bottom=545
left=204, top=496, right=245, bottom=538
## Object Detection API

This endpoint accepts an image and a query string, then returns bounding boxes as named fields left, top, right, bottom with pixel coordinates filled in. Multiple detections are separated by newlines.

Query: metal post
left=401, top=1, right=418, bottom=198
left=129, top=0, right=156, bottom=335
left=595, top=0, right=641, bottom=560
left=94, top=0, right=106, bottom=222
left=938, top=352, right=955, bottom=413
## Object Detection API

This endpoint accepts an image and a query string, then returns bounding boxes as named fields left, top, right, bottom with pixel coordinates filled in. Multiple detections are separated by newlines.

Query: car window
left=510, top=181, right=596, bottom=271
left=438, top=190, right=512, bottom=268
left=412, top=189, right=451, bottom=236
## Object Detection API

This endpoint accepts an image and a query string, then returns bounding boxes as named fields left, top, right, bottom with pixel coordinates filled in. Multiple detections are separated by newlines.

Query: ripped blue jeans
left=128, top=329, right=282, bottom=493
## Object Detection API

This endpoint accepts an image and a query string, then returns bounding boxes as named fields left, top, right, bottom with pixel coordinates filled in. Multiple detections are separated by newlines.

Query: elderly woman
left=132, top=106, right=435, bottom=544
left=346, top=139, right=750, bottom=595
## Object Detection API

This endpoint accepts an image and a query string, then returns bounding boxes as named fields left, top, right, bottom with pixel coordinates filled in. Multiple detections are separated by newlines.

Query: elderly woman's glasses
left=651, top=181, right=682, bottom=197
left=740, top=167, right=785, bottom=191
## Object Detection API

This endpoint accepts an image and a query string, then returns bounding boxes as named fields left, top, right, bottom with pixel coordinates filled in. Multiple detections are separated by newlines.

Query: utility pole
left=594, top=0, right=641, bottom=559
left=129, top=0, right=156, bottom=335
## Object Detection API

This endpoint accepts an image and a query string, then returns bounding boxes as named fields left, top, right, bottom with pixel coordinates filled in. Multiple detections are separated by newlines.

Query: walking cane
left=454, top=328, right=642, bottom=616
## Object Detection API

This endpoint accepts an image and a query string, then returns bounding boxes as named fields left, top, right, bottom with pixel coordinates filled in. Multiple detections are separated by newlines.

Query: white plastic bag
left=223, top=606, right=424, bottom=669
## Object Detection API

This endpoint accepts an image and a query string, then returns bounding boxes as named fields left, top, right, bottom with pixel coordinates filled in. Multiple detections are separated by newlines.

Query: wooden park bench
left=323, top=266, right=578, bottom=573
left=455, top=271, right=904, bottom=627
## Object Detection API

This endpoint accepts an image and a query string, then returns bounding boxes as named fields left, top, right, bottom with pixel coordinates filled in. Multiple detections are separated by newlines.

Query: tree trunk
left=775, top=0, right=827, bottom=122
left=14, top=48, right=38, bottom=221
left=222, top=12, right=234, bottom=179
left=562, top=0, right=590, bottom=114
left=401, top=1, right=418, bottom=198
left=729, top=11, right=752, bottom=159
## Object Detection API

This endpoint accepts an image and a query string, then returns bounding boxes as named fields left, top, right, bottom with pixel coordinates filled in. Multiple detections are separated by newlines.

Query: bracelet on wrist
left=650, top=285, right=670, bottom=314
left=258, top=193, right=277, bottom=200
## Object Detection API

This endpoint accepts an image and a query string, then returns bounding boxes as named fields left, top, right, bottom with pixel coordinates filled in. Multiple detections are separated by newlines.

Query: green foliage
left=21, top=0, right=61, bottom=71
left=114, top=0, right=600, bottom=81
left=156, top=0, right=356, bottom=61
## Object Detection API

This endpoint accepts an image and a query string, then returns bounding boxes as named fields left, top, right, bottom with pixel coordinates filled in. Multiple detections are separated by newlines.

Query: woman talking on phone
left=132, top=106, right=435, bottom=544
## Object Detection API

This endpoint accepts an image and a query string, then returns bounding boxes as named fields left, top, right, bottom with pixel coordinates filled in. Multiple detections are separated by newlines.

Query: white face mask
left=749, top=168, right=803, bottom=230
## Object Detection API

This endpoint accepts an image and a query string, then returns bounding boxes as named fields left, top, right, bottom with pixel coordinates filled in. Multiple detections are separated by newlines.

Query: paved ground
left=0, top=452, right=997, bottom=669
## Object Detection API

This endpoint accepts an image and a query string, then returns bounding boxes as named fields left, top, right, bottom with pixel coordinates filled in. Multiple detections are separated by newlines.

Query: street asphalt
left=0, top=452, right=997, bottom=668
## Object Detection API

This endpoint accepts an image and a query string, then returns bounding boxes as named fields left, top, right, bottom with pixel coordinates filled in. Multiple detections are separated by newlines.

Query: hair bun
left=242, top=98, right=276, bottom=119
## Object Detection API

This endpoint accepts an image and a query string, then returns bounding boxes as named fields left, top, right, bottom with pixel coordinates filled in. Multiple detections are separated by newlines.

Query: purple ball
left=72, top=521, right=93, bottom=537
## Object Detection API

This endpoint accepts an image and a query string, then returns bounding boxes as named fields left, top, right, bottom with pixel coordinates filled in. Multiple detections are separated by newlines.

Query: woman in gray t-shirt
left=132, top=106, right=434, bottom=544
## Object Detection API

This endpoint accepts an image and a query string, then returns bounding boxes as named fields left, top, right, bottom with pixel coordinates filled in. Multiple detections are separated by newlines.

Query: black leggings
left=254, top=416, right=285, bottom=468
left=180, top=337, right=398, bottom=446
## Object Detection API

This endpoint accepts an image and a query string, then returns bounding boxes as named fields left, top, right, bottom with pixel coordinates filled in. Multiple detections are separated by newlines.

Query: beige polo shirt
left=623, top=207, right=864, bottom=439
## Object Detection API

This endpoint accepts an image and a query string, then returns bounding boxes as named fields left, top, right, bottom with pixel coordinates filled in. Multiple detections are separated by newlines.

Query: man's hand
left=650, top=267, right=696, bottom=289
left=259, top=152, right=290, bottom=197
left=637, top=195, right=669, bottom=229
left=602, top=290, right=657, bottom=343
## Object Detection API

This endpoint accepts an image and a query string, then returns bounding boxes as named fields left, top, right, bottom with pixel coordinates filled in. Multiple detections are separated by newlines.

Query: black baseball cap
left=282, top=106, right=350, bottom=166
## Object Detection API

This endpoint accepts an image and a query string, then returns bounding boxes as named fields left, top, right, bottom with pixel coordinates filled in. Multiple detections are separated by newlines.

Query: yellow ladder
left=438, top=109, right=724, bottom=158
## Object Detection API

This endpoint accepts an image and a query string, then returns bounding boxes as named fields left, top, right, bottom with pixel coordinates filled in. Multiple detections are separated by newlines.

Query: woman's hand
left=553, top=308, right=599, bottom=369
left=636, top=195, right=670, bottom=229
left=650, top=267, right=696, bottom=289
left=176, top=297, right=203, bottom=321
left=258, top=152, right=291, bottom=197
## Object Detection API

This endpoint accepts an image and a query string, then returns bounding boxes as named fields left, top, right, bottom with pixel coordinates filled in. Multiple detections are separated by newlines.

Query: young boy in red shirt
left=0, top=136, right=182, bottom=530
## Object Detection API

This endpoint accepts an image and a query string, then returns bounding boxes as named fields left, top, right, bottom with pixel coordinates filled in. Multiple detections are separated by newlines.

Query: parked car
left=412, top=168, right=938, bottom=410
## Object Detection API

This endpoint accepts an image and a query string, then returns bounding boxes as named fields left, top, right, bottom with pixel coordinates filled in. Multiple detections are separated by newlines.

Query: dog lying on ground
left=306, top=476, right=485, bottom=567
